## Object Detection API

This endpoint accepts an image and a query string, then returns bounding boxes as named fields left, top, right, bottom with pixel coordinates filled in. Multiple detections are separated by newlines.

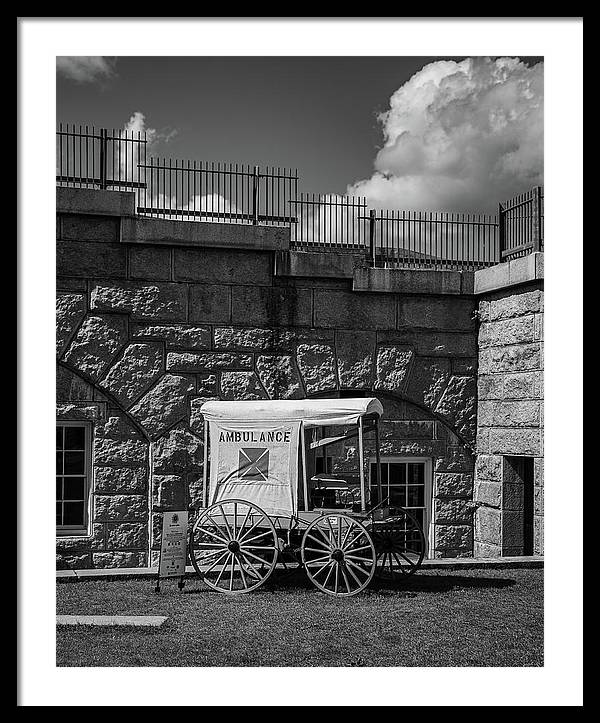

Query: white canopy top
left=200, top=398, right=383, bottom=427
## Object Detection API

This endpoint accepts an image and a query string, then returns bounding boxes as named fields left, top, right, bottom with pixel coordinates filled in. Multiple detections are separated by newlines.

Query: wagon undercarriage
left=189, top=499, right=426, bottom=597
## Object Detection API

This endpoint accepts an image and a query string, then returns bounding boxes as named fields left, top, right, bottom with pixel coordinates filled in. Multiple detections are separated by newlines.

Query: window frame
left=56, top=420, right=93, bottom=537
left=369, top=456, right=434, bottom=557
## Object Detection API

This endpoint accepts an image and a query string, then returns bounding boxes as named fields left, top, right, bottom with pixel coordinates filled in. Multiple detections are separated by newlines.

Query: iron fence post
left=532, top=185, right=542, bottom=252
left=497, top=202, right=504, bottom=263
left=252, top=165, right=259, bottom=225
left=99, top=128, right=108, bottom=190
left=369, top=209, right=376, bottom=267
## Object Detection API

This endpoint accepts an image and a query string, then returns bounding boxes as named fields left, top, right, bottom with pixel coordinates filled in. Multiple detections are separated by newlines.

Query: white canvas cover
left=200, top=398, right=383, bottom=428
left=208, top=420, right=301, bottom=517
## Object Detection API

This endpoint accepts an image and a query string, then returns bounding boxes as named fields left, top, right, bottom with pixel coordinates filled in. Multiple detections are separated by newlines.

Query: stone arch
left=57, top=359, right=151, bottom=441
left=306, top=386, right=473, bottom=451
left=286, top=333, right=477, bottom=450
left=302, top=386, right=476, bottom=559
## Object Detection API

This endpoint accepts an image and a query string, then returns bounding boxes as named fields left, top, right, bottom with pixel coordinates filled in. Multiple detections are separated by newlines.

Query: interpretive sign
left=156, top=510, right=188, bottom=591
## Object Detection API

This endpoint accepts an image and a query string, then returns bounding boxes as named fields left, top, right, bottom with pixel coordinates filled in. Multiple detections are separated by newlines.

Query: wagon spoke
left=392, top=552, right=411, bottom=574
left=229, top=555, right=236, bottom=591
left=237, top=552, right=263, bottom=580
left=344, top=561, right=362, bottom=587
left=342, top=535, right=365, bottom=552
left=237, top=505, right=253, bottom=540
left=198, top=525, right=229, bottom=545
left=240, top=530, right=273, bottom=546
left=195, top=546, right=225, bottom=559
left=340, top=523, right=359, bottom=550
left=305, top=532, right=332, bottom=551
left=325, top=516, right=337, bottom=544
left=218, top=504, right=234, bottom=540
left=242, top=548, right=274, bottom=566
left=304, top=546, right=333, bottom=555
left=237, top=517, right=262, bottom=544
left=343, top=544, right=372, bottom=554
left=340, top=564, right=352, bottom=594
left=201, top=550, right=229, bottom=575
left=214, top=553, right=232, bottom=587
left=195, top=541, right=228, bottom=550
left=236, top=554, right=249, bottom=588
left=379, top=552, right=390, bottom=574
left=345, top=558, right=372, bottom=577
left=333, top=562, right=340, bottom=594
left=304, top=554, right=331, bottom=567
left=322, top=561, right=336, bottom=588
left=313, top=560, right=335, bottom=579
left=395, top=551, right=417, bottom=568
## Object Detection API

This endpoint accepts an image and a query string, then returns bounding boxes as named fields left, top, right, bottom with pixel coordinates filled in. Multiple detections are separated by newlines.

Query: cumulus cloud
left=56, top=56, right=116, bottom=84
left=122, top=111, right=178, bottom=148
left=119, top=112, right=178, bottom=181
left=122, top=111, right=156, bottom=146
left=348, top=57, right=543, bottom=213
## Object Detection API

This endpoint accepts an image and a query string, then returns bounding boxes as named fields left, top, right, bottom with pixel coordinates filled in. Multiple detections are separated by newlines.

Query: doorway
left=503, top=456, right=535, bottom=556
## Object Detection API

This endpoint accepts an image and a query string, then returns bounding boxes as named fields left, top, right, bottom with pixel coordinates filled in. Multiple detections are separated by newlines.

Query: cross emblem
left=238, top=448, right=269, bottom=481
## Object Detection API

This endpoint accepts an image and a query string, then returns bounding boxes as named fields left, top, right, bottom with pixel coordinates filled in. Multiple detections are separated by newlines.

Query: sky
left=56, top=55, right=543, bottom=213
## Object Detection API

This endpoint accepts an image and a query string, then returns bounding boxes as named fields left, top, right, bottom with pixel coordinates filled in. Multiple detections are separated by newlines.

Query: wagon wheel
left=189, top=499, right=278, bottom=594
left=369, top=508, right=426, bottom=582
left=301, top=514, right=376, bottom=597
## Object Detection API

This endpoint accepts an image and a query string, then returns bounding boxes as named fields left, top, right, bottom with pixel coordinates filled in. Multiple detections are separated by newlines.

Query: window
left=315, top=454, right=333, bottom=475
left=56, top=422, right=91, bottom=535
left=369, top=457, right=433, bottom=553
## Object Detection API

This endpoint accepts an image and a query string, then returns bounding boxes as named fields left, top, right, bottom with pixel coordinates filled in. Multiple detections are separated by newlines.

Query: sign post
left=155, top=510, right=188, bottom=593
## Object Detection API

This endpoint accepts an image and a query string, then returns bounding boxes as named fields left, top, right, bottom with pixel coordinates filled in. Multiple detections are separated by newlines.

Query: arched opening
left=300, top=388, right=475, bottom=558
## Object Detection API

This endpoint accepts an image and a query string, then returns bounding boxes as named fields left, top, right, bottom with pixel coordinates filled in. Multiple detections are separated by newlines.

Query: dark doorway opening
left=503, top=456, right=535, bottom=556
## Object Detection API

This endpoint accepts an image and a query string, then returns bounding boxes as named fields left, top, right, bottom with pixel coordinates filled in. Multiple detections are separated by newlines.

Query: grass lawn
left=56, top=567, right=543, bottom=667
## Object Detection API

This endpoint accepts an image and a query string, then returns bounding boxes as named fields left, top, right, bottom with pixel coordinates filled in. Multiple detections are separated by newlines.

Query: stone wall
left=55, top=189, right=527, bottom=568
left=474, top=283, right=544, bottom=556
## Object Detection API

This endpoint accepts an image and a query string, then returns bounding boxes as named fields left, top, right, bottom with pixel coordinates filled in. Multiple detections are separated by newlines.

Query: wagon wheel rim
left=370, top=508, right=426, bottom=582
left=190, top=499, right=278, bottom=594
left=301, top=514, right=375, bottom=597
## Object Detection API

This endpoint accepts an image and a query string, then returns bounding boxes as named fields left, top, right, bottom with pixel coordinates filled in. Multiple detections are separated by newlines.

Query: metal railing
left=290, top=194, right=368, bottom=251
left=363, top=209, right=499, bottom=271
left=136, top=159, right=298, bottom=226
left=56, top=125, right=544, bottom=270
left=499, top=186, right=544, bottom=261
left=56, top=124, right=147, bottom=191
